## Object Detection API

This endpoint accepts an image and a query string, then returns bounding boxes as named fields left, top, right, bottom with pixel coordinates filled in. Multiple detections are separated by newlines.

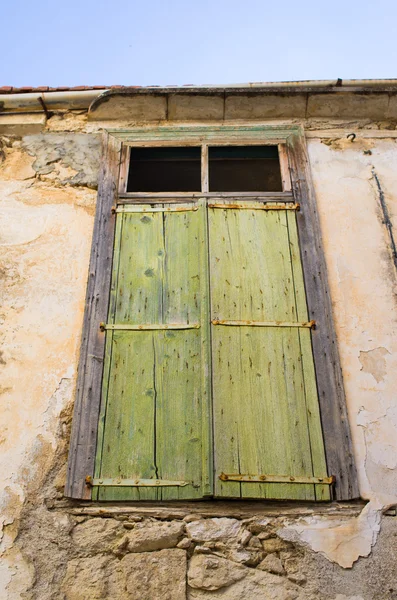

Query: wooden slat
left=287, top=129, right=359, bottom=500
left=65, top=133, right=121, bottom=499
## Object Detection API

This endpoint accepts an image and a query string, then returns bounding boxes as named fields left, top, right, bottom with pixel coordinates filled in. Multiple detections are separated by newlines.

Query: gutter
left=0, top=90, right=109, bottom=114
left=2, top=79, right=397, bottom=115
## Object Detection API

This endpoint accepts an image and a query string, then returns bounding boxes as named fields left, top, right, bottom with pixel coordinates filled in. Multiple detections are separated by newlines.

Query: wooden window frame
left=65, top=125, right=359, bottom=501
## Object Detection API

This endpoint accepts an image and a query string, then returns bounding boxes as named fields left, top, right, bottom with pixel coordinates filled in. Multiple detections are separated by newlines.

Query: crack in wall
left=371, top=167, right=397, bottom=274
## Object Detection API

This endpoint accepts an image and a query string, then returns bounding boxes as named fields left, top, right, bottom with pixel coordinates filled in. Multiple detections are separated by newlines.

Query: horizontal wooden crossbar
left=86, top=477, right=188, bottom=487
left=116, top=205, right=198, bottom=213
left=100, top=323, right=200, bottom=331
left=219, top=473, right=335, bottom=485
left=211, top=319, right=315, bottom=329
left=208, top=202, right=300, bottom=211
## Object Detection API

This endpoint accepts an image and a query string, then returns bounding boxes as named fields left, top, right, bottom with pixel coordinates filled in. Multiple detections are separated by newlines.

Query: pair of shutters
left=93, top=198, right=330, bottom=501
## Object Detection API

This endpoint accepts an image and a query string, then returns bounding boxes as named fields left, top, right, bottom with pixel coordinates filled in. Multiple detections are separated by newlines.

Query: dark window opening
left=127, top=147, right=201, bottom=192
left=209, top=146, right=282, bottom=192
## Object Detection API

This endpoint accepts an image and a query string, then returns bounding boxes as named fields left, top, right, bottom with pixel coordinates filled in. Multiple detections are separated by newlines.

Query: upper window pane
left=127, top=147, right=201, bottom=192
left=209, top=146, right=282, bottom=192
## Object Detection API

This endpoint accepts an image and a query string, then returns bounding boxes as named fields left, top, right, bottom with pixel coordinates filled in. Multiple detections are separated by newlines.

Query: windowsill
left=49, top=498, right=366, bottom=520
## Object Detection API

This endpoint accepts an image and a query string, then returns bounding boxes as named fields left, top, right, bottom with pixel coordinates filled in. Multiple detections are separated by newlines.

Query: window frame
left=65, top=125, right=359, bottom=501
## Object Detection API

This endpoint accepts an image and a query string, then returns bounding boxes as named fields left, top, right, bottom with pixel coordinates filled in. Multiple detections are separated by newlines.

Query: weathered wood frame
left=65, top=125, right=359, bottom=501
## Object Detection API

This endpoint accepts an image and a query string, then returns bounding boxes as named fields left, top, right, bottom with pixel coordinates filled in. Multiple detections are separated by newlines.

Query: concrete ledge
left=0, top=113, right=46, bottom=135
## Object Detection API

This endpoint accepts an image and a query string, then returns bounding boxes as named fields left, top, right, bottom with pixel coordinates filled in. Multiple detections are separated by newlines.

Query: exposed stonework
left=22, top=133, right=101, bottom=188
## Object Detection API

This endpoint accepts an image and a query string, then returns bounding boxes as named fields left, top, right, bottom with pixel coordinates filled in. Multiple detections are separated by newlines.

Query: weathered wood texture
left=209, top=206, right=329, bottom=501
left=287, top=129, right=359, bottom=500
left=65, top=133, right=121, bottom=499
left=95, top=202, right=211, bottom=500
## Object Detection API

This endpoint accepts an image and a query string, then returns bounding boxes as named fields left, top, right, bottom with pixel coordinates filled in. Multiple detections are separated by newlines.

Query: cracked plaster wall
left=0, top=115, right=396, bottom=599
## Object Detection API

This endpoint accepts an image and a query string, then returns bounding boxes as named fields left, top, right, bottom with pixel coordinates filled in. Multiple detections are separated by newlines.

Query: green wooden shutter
left=209, top=202, right=329, bottom=501
left=94, top=202, right=212, bottom=500
left=94, top=200, right=329, bottom=501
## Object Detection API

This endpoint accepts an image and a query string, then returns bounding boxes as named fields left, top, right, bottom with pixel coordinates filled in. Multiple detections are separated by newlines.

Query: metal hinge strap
left=86, top=477, right=188, bottom=487
left=208, top=202, right=300, bottom=211
left=211, top=319, right=315, bottom=329
left=219, top=473, right=335, bottom=485
left=100, top=323, right=200, bottom=332
left=116, top=205, right=198, bottom=213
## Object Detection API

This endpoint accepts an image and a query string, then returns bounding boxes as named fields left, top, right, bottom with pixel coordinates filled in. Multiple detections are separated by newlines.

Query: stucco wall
left=0, top=114, right=396, bottom=600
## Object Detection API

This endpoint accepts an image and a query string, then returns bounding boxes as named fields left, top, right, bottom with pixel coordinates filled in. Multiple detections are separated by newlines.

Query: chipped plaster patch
left=359, top=347, right=390, bottom=383
left=21, top=133, right=101, bottom=188
left=278, top=501, right=382, bottom=569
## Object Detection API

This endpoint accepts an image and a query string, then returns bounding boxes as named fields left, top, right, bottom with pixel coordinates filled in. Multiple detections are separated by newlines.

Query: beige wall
left=0, top=116, right=396, bottom=599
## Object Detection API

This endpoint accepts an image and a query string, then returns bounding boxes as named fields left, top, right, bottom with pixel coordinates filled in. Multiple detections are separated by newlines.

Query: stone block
left=0, top=114, right=46, bottom=136
left=188, top=554, right=247, bottom=590
left=225, top=94, right=307, bottom=119
left=111, top=549, right=187, bottom=600
left=61, top=555, right=112, bottom=600
left=307, top=93, right=388, bottom=119
left=188, top=568, right=301, bottom=600
left=262, top=537, right=291, bottom=553
left=258, top=553, right=285, bottom=575
left=89, top=94, right=167, bottom=121
left=186, top=517, right=241, bottom=542
left=168, top=94, right=224, bottom=120
left=120, top=519, right=185, bottom=552
left=72, top=518, right=124, bottom=553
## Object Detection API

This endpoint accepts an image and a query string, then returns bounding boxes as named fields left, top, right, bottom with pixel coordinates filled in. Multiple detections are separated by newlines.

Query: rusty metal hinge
left=85, top=476, right=188, bottom=487
left=211, top=319, right=316, bottom=329
left=208, top=202, right=300, bottom=211
left=99, top=322, right=200, bottom=332
left=116, top=205, right=199, bottom=213
left=219, top=473, right=335, bottom=485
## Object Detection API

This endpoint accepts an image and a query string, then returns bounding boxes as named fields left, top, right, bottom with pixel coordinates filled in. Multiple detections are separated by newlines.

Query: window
left=66, top=126, right=358, bottom=502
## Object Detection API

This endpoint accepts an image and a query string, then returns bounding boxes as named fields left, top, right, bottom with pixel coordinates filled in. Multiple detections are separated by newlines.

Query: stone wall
left=0, top=109, right=396, bottom=599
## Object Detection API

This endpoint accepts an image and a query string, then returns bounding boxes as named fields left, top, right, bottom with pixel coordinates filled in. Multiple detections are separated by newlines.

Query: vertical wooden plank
left=199, top=199, right=213, bottom=496
left=158, top=206, right=208, bottom=500
left=98, top=331, right=157, bottom=501
left=93, top=212, right=124, bottom=501
left=118, top=145, right=130, bottom=195
left=278, top=144, right=292, bottom=192
left=97, top=207, right=163, bottom=501
left=286, top=211, right=330, bottom=501
left=65, top=133, right=121, bottom=499
left=287, top=129, right=359, bottom=500
left=201, top=145, right=209, bottom=192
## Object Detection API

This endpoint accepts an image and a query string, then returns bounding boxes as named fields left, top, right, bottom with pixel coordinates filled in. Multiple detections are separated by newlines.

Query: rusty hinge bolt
left=85, top=476, right=93, bottom=487
left=111, top=205, right=117, bottom=214
left=99, top=322, right=106, bottom=332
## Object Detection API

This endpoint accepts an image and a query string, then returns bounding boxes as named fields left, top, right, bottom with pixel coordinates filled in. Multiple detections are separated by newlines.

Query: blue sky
left=2, top=0, right=396, bottom=86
